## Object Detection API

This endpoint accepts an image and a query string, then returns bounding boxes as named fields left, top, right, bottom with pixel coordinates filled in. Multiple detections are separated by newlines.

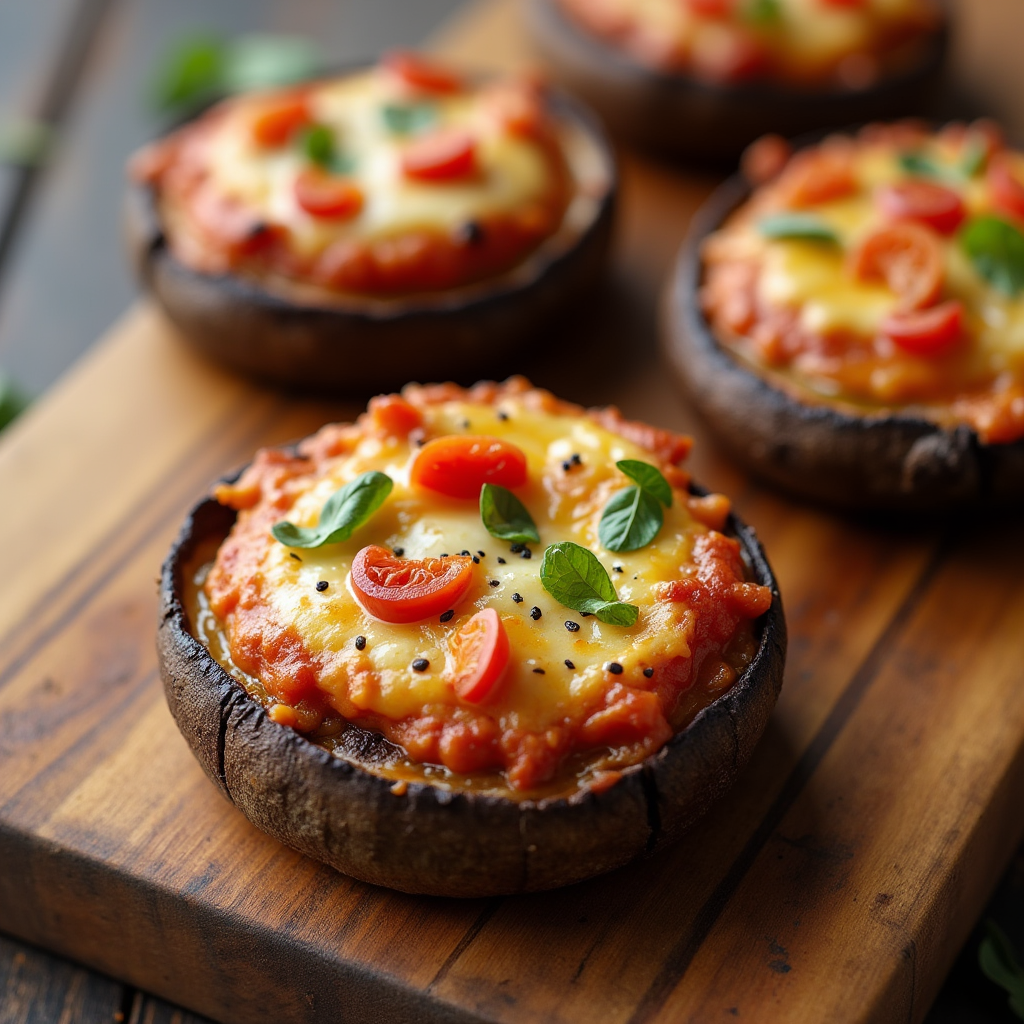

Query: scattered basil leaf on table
left=758, top=213, right=839, bottom=245
left=480, top=484, right=540, bottom=543
left=381, top=103, right=436, bottom=136
left=272, top=471, right=393, bottom=549
left=540, top=542, right=638, bottom=627
left=961, top=215, right=1024, bottom=297
left=599, top=460, right=673, bottom=553
left=979, top=920, right=1024, bottom=1020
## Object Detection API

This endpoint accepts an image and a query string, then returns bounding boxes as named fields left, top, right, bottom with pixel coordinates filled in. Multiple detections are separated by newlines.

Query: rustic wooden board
left=2, top=2, right=1024, bottom=1022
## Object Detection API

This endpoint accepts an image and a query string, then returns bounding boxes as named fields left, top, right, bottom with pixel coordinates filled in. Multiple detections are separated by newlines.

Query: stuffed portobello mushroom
left=527, top=0, right=947, bottom=162
left=127, top=53, right=616, bottom=391
left=664, top=121, right=1024, bottom=511
left=158, top=378, right=786, bottom=897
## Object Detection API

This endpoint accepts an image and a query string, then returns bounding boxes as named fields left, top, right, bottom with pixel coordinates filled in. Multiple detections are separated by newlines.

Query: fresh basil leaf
left=272, top=471, right=393, bottom=548
left=302, top=124, right=334, bottom=167
left=758, top=213, right=839, bottom=245
left=221, top=35, right=322, bottom=94
left=979, top=920, right=1024, bottom=1019
left=898, top=151, right=947, bottom=179
left=151, top=35, right=225, bottom=113
left=540, top=542, right=639, bottom=627
left=0, top=370, right=29, bottom=432
left=599, top=487, right=663, bottom=553
left=480, top=484, right=540, bottom=543
left=617, top=460, right=673, bottom=507
left=381, top=102, right=436, bottom=136
left=961, top=215, right=1024, bottom=298
left=744, top=0, right=781, bottom=24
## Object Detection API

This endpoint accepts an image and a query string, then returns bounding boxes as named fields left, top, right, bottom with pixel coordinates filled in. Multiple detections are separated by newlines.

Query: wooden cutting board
left=2, top=2, right=1024, bottom=1021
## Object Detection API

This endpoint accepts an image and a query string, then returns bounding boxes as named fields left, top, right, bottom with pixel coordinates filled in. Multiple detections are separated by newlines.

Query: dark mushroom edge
left=526, top=0, right=949, bottom=164
left=125, top=83, right=616, bottom=394
left=157, top=478, right=786, bottom=898
left=662, top=173, right=1024, bottom=513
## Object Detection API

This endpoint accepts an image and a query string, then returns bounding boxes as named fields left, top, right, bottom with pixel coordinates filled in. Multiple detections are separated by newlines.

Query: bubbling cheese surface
left=201, top=382, right=770, bottom=794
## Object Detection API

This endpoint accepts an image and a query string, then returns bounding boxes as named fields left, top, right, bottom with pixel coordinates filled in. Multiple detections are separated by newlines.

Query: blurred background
left=0, top=1, right=1021, bottom=1022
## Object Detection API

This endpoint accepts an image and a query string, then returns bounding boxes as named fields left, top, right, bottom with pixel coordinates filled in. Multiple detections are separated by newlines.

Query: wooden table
left=3, top=1, right=1024, bottom=1022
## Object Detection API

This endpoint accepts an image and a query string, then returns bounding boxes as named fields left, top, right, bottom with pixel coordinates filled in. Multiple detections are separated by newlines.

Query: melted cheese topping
left=558, top=0, right=939, bottom=87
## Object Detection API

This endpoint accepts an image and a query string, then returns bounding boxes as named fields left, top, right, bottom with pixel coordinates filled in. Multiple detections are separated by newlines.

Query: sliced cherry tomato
left=988, top=152, right=1024, bottom=221
left=350, top=545, right=474, bottom=623
left=410, top=435, right=528, bottom=499
left=876, top=180, right=965, bottom=235
left=384, top=50, right=464, bottom=94
left=448, top=608, right=510, bottom=703
left=686, top=0, right=732, bottom=16
left=251, top=96, right=311, bottom=147
left=294, top=169, right=364, bottom=219
left=401, top=129, right=477, bottom=182
left=849, top=222, right=944, bottom=311
left=881, top=300, right=964, bottom=357
left=367, top=394, right=422, bottom=436
left=776, top=146, right=857, bottom=207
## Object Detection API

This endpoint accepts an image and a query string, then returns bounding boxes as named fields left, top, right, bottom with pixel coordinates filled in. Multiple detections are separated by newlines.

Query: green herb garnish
left=599, top=460, right=673, bottom=553
left=271, top=471, right=393, bottom=548
left=540, top=542, right=638, bottom=627
left=299, top=124, right=353, bottom=174
left=979, top=920, right=1024, bottom=1020
left=480, top=484, right=540, bottom=544
left=898, top=151, right=946, bottom=179
left=758, top=213, right=839, bottom=245
left=961, top=215, right=1024, bottom=297
left=381, top=103, right=436, bottom=136
left=744, top=0, right=782, bottom=25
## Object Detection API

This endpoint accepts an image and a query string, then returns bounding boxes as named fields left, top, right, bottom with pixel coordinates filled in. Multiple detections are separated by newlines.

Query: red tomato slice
left=777, top=146, right=857, bottom=208
left=849, top=222, right=944, bottom=311
left=384, top=50, right=464, bottom=94
left=294, top=169, right=364, bottom=219
left=350, top=546, right=474, bottom=623
left=988, top=152, right=1024, bottom=221
left=251, top=96, right=311, bottom=147
left=881, top=300, right=964, bottom=357
left=410, top=435, right=528, bottom=499
left=448, top=608, right=510, bottom=703
left=401, top=129, right=477, bottom=182
left=876, top=180, right=965, bottom=235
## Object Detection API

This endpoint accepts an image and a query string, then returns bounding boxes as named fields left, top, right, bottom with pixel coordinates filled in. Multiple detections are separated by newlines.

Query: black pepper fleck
left=412, top=658, right=430, bottom=672
left=520, top=547, right=532, bottom=559
left=440, top=553, right=448, bottom=558
left=477, top=550, right=486, bottom=557
left=564, top=659, right=575, bottom=670
left=315, top=580, right=329, bottom=592
left=461, top=419, right=471, bottom=429
left=497, top=556, right=506, bottom=564
left=354, top=635, right=367, bottom=651
left=456, top=219, right=485, bottom=245
left=562, top=460, right=572, bottom=472
left=580, top=611, right=592, bottom=618
left=289, top=553, right=302, bottom=561
left=613, top=565, right=623, bottom=573
left=530, top=606, right=542, bottom=620
left=533, top=667, right=545, bottom=675
left=571, top=453, right=582, bottom=465
left=606, top=662, right=623, bottom=674
left=415, top=437, right=425, bottom=447
left=439, top=610, right=454, bottom=623
left=497, top=411, right=509, bottom=421
left=460, top=550, right=471, bottom=556
left=643, top=667, right=654, bottom=678
left=489, top=579, right=500, bottom=587
left=472, top=556, right=480, bottom=564
left=510, top=543, right=524, bottom=554
left=565, top=620, right=580, bottom=632
left=392, top=547, right=404, bottom=557
left=512, top=593, right=524, bottom=604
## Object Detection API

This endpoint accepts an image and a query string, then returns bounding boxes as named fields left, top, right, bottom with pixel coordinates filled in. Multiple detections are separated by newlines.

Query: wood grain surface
left=2, top=1, right=1024, bottom=1022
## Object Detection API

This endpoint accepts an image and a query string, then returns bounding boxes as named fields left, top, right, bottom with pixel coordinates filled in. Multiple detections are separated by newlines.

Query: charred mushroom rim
left=157, top=379, right=786, bottom=897
left=527, top=0, right=947, bottom=163
left=663, top=121, right=1024, bottom=512
left=126, top=53, right=616, bottom=392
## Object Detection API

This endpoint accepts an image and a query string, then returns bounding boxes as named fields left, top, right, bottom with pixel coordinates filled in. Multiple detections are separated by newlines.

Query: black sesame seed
left=472, top=556, right=480, bottom=564
left=315, top=580, right=329, bottom=592
left=489, top=579, right=500, bottom=587
left=497, top=556, right=506, bottom=564
left=571, top=453, right=582, bottom=465
left=415, top=437, right=425, bottom=447
left=439, top=610, right=454, bottom=623
left=533, top=667, right=545, bottom=675
left=497, top=411, right=509, bottom=421
left=477, top=550, right=486, bottom=557
left=289, top=552, right=302, bottom=561
left=460, top=550, right=471, bottom=556
left=613, top=565, right=623, bottom=573
left=354, top=635, right=367, bottom=651
left=565, top=620, right=580, bottom=632
left=392, top=547, right=404, bottom=557
left=512, top=592, right=524, bottom=604
left=643, top=667, right=654, bottom=678
left=520, top=547, right=532, bottom=559
left=564, top=659, right=575, bottom=670
left=562, top=460, right=572, bottom=472
left=248, top=220, right=270, bottom=239
left=510, top=543, right=524, bottom=554
left=530, top=606, right=542, bottom=620
left=412, top=658, right=430, bottom=672
left=457, top=219, right=485, bottom=245
left=606, top=662, right=623, bottom=674
left=440, top=553, right=448, bottom=558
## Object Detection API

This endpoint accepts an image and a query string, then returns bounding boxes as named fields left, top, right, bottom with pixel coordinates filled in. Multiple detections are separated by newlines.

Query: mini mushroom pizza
left=126, top=53, right=615, bottom=390
left=527, top=0, right=947, bottom=161
left=664, top=121, right=1024, bottom=510
left=159, top=379, right=785, bottom=896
